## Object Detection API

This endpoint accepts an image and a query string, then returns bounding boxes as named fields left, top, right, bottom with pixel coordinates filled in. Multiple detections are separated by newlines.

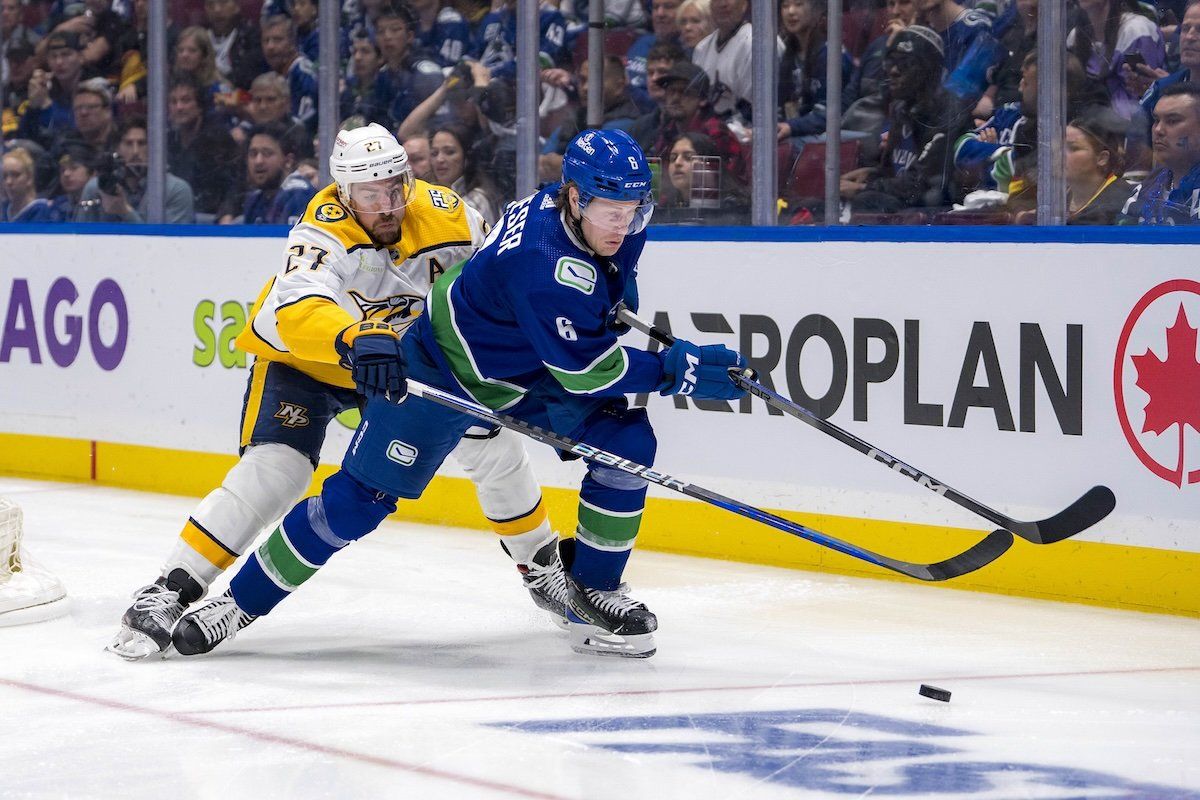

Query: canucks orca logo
left=315, top=203, right=347, bottom=223
left=348, top=290, right=424, bottom=324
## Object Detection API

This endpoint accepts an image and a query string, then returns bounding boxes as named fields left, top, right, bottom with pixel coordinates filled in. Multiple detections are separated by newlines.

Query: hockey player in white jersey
left=107, top=124, right=567, bottom=660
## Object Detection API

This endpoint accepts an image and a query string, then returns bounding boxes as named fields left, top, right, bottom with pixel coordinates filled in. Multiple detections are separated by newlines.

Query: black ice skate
left=514, top=539, right=570, bottom=629
left=559, top=539, right=657, bottom=658
left=171, top=590, right=256, bottom=656
left=106, top=568, right=203, bottom=661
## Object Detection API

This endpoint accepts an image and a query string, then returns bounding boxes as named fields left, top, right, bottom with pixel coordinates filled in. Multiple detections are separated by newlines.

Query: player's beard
left=368, top=212, right=402, bottom=246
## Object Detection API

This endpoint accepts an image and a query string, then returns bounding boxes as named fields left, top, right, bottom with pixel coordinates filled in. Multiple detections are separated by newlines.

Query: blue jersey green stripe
left=546, top=344, right=629, bottom=394
left=428, top=263, right=527, bottom=410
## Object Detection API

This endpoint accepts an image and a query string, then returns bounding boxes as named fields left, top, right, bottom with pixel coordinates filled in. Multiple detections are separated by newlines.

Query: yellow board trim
left=489, top=499, right=548, bottom=536
left=3, top=432, right=1197, bottom=618
left=180, top=520, right=237, bottom=570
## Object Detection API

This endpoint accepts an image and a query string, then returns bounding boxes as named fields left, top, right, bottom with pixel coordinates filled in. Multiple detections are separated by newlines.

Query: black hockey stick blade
left=1004, top=485, right=1116, bottom=545
left=875, top=529, right=1014, bottom=582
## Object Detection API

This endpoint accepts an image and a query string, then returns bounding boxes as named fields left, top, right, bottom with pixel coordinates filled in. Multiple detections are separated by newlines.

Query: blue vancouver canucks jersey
left=423, top=185, right=663, bottom=411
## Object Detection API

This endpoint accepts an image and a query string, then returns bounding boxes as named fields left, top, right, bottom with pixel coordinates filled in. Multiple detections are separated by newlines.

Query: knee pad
left=579, top=407, right=658, bottom=491
left=451, top=428, right=543, bottom=523
left=314, top=470, right=397, bottom=543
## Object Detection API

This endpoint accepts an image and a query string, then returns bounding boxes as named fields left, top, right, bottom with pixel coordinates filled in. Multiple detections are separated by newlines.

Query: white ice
left=1, top=476, right=1197, bottom=800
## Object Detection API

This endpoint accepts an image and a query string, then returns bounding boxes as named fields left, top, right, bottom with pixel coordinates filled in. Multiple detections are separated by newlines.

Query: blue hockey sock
left=230, top=470, right=396, bottom=616
left=569, top=535, right=632, bottom=591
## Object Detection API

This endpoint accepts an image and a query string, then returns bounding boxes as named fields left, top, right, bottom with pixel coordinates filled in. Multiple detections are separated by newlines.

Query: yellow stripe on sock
left=180, top=520, right=237, bottom=570
left=490, top=499, right=547, bottom=536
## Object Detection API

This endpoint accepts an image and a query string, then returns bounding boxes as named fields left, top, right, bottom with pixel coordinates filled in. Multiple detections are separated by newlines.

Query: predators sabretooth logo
left=348, top=290, right=424, bottom=325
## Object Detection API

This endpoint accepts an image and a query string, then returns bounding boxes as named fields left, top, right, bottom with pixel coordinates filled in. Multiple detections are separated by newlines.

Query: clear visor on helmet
left=578, top=193, right=654, bottom=235
left=347, top=171, right=415, bottom=214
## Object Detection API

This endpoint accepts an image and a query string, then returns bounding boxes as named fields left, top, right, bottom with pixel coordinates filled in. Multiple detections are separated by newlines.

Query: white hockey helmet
left=329, top=123, right=415, bottom=213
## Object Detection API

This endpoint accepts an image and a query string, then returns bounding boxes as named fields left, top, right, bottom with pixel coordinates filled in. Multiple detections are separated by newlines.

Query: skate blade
left=105, top=627, right=169, bottom=661
left=567, top=622, right=655, bottom=658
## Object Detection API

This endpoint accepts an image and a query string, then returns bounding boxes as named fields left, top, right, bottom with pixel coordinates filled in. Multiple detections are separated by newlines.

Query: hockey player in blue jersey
left=172, top=129, right=747, bottom=660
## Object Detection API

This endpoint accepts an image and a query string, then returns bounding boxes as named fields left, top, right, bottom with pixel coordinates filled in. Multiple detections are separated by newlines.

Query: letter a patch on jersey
left=274, top=402, right=311, bottom=428
left=555, top=257, right=597, bottom=295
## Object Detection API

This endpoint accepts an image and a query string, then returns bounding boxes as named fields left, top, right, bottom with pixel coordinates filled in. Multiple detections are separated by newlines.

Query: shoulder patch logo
left=315, top=203, right=347, bottom=223
left=539, top=194, right=557, bottom=210
left=555, top=257, right=598, bottom=295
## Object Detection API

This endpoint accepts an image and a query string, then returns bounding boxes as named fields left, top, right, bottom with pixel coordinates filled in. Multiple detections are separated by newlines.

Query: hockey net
left=0, top=497, right=68, bottom=626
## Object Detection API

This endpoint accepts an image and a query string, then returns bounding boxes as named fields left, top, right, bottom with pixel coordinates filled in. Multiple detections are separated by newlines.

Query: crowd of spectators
left=1, top=0, right=1198, bottom=226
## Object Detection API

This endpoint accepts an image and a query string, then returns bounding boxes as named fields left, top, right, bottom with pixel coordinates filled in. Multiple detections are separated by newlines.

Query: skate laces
left=523, top=556, right=568, bottom=595
left=584, top=584, right=645, bottom=616
left=129, top=584, right=184, bottom=628
left=192, top=596, right=254, bottom=643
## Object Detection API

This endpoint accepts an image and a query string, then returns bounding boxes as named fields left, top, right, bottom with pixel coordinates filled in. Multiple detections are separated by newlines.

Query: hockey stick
left=615, top=307, right=1115, bottom=545
left=405, top=378, right=1013, bottom=582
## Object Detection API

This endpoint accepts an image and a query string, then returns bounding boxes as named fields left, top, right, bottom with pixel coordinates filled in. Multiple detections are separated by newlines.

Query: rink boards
left=1, top=227, right=1197, bottom=616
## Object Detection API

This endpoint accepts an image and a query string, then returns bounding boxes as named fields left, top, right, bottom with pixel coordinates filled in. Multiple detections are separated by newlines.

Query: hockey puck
left=919, top=684, right=951, bottom=702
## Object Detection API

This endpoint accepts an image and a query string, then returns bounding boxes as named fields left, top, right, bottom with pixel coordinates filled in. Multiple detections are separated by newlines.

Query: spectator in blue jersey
left=841, top=26, right=973, bottom=217
left=239, top=121, right=315, bottom=225
left=916, top=0, right=1002, bottom=105
left=626, top=0, right=684, bottom=112
left=854, top=0, right=917, bottom=102
left=1069, top=0, right=1165, bottom=121
left=259, top=14, right=318, bottom=132
left=986, top=0, right=1036, bottom=110
left=168, top=73, right=240, bottom=221
left=628, top=39, right=688, bottom=150
left=1119, top=83, right=1200, bottom=222
left=541, top=55, right=643, bottom=181
left=472, top=0, right=568, bottom=83
left=409, top=0, right=472, bottom=67
left=286, top=0, right=320, bottom=62
left=16, top=32, right=86, bottom=152
left=76, top=116, right=196, bottom=223
left=1137, top=1, right=1200, bottom=121
left=1, top=147, right=60, bottom=221
left=1063, top=113, right=1130, bottom=224
left=49, top=143, right=95, bottom=220
left=777, top=0, right=856, bottom=143
left=954, top=49, right=1034, bottom=188
left=370, top=2, right=443, bottom=130
left=202, top=0, right=266, bottom=93
left=340, top=35, right=384, bottom=123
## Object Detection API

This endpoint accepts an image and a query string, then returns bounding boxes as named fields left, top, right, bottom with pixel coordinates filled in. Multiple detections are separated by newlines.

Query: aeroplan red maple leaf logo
left=1131, top=304, right=1200, bottom=486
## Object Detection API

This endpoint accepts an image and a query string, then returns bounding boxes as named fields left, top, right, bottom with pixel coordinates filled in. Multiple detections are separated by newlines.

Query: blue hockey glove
left=656, top=340, right=748, bottom=401
left=336, top=322, right=407, bottom=403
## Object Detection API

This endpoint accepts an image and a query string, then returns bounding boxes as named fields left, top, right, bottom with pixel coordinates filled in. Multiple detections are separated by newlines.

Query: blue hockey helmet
left=562, top=129, right=654, bottom=234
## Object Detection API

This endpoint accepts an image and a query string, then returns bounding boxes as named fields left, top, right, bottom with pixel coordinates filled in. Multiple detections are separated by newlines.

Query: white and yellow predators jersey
left=236, top=180, right=487, bottom=388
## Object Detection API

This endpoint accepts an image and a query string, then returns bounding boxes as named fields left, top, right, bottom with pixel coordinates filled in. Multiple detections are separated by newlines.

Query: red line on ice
left=0, top=677, right=571, bottom=800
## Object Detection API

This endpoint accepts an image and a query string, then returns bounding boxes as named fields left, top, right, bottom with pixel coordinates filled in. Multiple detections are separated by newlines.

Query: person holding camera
left=75, top=115, right=195, bottom=223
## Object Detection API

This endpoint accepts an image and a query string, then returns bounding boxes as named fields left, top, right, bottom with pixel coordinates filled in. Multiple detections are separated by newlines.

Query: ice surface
left=1, top=477, right=1197, bottom=799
